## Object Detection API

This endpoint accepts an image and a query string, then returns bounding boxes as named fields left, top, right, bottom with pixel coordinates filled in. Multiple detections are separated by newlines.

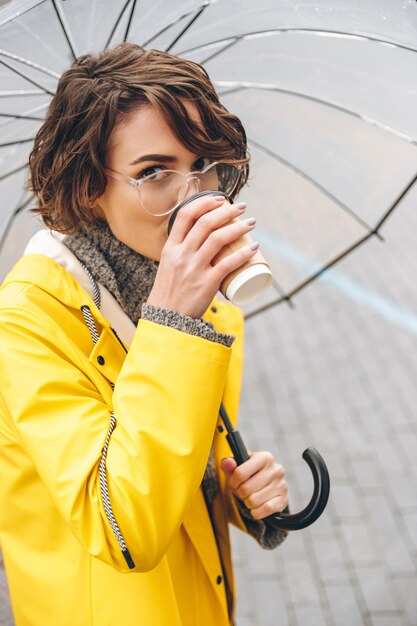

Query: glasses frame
left=105, top=160, right=243, bottom=217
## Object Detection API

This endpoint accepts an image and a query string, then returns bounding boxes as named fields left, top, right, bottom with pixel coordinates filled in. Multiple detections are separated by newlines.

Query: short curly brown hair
left=28, top=43, right=249, bottom=233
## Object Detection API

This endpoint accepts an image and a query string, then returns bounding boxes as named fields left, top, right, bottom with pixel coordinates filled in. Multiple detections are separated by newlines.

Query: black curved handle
left=219, top=404, right=330, bottom=531
left=262, top=447, right=330, bottom=530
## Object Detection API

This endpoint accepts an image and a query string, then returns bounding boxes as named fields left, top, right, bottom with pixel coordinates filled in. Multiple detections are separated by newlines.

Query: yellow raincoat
left=0, top=252, right=249, bottom=626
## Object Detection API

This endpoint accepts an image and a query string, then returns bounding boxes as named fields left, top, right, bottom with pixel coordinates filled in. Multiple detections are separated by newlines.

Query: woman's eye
left=137, top=165, right=165, bottom=179
left=193, top=157, right=212, bottom=172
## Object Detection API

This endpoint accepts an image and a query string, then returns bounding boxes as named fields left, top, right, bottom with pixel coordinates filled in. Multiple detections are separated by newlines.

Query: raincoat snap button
left=216, top=575, right=222, bottom=584
left=211, top=306, right=217, bottom=313
left=97, top=355, right=105, bottom=366
left=217, top=425, right=224, bottom=433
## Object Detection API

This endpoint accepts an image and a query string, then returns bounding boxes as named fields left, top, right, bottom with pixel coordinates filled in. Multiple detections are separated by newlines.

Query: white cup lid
left=225, top=263, right=272, bottom=305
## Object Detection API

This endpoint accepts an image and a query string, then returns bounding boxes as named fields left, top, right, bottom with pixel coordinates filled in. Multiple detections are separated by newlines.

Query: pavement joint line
left=300, top=526, right=336, bottom=626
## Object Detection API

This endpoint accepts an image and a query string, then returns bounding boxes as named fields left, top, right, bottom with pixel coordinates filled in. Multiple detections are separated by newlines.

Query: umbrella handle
left=219, top=404, right=330, bottom=531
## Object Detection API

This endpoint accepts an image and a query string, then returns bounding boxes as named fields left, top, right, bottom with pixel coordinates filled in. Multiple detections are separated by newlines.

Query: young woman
left=0, top=43, right=288, bottom=626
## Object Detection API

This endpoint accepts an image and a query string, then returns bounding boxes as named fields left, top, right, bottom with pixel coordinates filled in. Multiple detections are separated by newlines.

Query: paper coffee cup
left=215, top=230, right=272, bottom=305
left=224, top=255, right=272, bottom=305
left=167, top=190, right=273, bottom=305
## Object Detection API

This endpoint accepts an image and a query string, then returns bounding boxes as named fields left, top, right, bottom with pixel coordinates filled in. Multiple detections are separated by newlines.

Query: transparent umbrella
left=1, top=0, right=417, bottom=529
left=1, top=0, right=417, bottom=315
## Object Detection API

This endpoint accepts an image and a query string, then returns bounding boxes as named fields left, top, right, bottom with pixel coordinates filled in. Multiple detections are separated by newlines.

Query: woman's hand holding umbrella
left=221, top=451, right=289, bottom=520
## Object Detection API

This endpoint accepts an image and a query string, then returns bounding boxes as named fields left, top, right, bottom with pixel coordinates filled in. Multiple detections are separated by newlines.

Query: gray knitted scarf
left=64, top=221, right=159, bottom=325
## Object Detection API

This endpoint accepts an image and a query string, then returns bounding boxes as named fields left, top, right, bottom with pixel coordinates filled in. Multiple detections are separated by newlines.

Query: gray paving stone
left=392, top=574, right=417, bottom=626
left=312, top=531, right=351, bottom=584
left=284, top=558, right=323, bottom=608
left=0, top=563, right=13, bottom=626
left=382, top=534, right=416, bottom=576
left=354, top=567, right=399, bottom=613
left=402, top=512, right=417, bottom=552
left=361, top=497, right=417, bottom=576
left=243, top=532, right=279, bottom=577
left=363, top=494, right=408, bottom=544
left=351, top=455, right=385, bottom=492
left=374, top=442, right=415, bottom=479
left=369, top=613, right=408, bottom=626
left=388, top=476, right=417, bottom=513
left=325, top=583, right=365, bottom=626
left=235, top=616, right=259, bottom=626
left=331, top=484, right=367, bottom=520
left=341, top=522, right=383, bottom=567
left=251, top=578, right=290, bottom=626
left=294, top=605, right=332, bottom=626
left=275, top=528, right=310, bottom=560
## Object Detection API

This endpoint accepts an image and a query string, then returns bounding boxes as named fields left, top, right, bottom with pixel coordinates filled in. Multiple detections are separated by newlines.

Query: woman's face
left=95, top=102, right=208, bottom=261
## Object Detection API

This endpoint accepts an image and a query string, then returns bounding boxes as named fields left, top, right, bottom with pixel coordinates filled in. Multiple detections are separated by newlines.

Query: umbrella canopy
left=1, top=0, right=417, bottom=317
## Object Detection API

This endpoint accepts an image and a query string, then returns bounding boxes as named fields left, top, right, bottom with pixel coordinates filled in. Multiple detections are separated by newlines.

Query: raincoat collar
left=3, top=230, right=137, bottom=345
left=3, top=253, right=103, bottom=317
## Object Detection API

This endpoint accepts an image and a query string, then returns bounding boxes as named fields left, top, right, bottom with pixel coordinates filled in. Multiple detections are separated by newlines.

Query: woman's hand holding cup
left=147, top=194, right=259, bottom=319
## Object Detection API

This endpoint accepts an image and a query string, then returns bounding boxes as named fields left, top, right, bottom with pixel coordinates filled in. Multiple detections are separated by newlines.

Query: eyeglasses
left=105, top=160, right=243, bottom=217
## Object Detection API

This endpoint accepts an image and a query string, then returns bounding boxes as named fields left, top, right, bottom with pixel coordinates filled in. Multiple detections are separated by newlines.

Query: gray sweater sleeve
left=141, top=303, right=235, bottom=348
left=235, top=497, right=289, bottom=549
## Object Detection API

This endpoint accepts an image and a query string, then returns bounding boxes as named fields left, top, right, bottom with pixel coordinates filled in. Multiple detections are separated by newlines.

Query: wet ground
left=1, top=185, right=417, bottom=625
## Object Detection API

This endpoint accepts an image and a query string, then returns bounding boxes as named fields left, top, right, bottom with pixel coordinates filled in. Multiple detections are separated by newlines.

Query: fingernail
left=246, top=217, right=256, bottom=226
left=250, top=241, right=260, bottom=251
left=213, top=195, right=225, bottom=202
left=234, top=202, right=246, bottom=211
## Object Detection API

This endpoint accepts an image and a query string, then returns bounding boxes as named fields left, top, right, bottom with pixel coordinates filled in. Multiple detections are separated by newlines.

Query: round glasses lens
left=190, top=163, right=242, bottom=202
left=138, top=163, right=242, bottom=216
left=138, top=170, right=186, bottom=216
left=212, top=163, right=242, bottom=196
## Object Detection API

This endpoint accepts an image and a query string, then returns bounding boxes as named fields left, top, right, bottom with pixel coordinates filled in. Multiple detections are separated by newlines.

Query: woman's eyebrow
left=129, top=154, right=177, bottom=166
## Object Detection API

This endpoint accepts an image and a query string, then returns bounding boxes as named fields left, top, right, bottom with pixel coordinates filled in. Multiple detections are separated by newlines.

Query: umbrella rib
left=0, top=101, right=48, bottom=129
left=248, top=138, right=377, bottom=236
left=104, top=0, right=132, bottom=48
left=0, top=90, right=45, bottom=97
left=244, top=294, right=288, bottom=319
left=220, top=83, right=417, bottom=148
left=0, top=0, right=45, bottom=28
left=0, top=193, right=35, bottom=256
left=165, top=4, right=209, bottom=53
left=244, top=231, right=376, bottom=320
left=141, top=4, right=206, bottom=49
left=0, top=49, right=60, bottom=79
left=0, top=163, right=27, bottom=183
left=123, top=0, right=138, bottom=42
left=0, top=57, right=54, bottom=96
left=0, top=112, right=43, bottom=121
left=0, top=137, right=35, bottom=148
left=376, top=170, right=417, bottom=230
left=51, top=0, right=78, bottom=61
left=199, top=38, right=240, bottom=65
left=177, top=27, right=417, bottom=57
left=142, top=19, right=179, bottom=49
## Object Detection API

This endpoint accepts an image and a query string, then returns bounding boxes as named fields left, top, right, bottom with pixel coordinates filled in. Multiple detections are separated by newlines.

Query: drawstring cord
left=80, top=265, right=135, bottom=569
